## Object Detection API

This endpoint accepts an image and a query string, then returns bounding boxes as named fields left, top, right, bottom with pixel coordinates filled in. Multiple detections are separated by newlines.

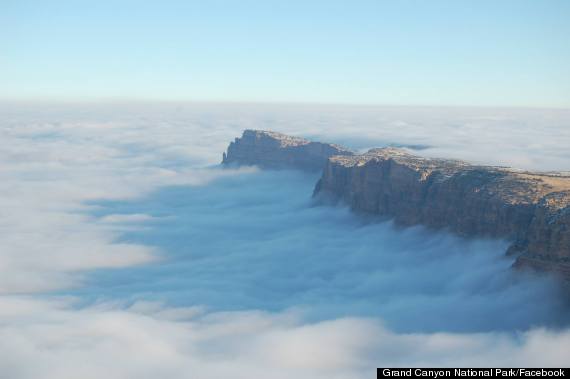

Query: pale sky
left=1, top=0, right=569, bottom=107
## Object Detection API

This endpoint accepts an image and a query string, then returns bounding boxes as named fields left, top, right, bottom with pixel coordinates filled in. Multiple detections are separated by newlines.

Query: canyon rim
left=224, top=129, right=570, bottom=284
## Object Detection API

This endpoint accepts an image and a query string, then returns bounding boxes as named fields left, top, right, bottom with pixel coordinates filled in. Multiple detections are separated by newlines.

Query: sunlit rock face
left=317, top=148, right=570, bottom=282
left=222, top=129, right=354, bottom=171
left=223, top=130, right=570, bottom=282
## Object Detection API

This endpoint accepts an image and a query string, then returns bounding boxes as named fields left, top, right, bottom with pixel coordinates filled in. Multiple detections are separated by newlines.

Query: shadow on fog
left=73, top=169, right=569, bottom=333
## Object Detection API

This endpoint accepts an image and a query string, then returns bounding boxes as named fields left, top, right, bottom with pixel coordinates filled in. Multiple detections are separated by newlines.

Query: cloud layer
left=1, top=297, right=570, bottom=379
left=80, top=170, right=569, bottom=333
left=0, top=102, right=569, bottom=377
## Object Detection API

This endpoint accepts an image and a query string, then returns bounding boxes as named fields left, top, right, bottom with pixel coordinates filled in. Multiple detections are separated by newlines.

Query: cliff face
left=223, top=130, right=570, bottom=282
left=512, top=193, right=570, bottom=278
left=222, top=130, right=354, bottom=171
left=316, top=148, right=570, bottom=281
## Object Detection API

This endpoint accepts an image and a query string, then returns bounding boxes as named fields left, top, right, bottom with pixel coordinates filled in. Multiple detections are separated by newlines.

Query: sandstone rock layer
left=316, top=148, right=570, bottom=280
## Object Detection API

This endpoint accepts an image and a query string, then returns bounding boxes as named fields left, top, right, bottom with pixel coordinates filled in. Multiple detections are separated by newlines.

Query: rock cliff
left=223, top=130, right=570, bottom=282
left=222, top=129, right=354, bottom=171
left=315, top=148, right=570, bottom=281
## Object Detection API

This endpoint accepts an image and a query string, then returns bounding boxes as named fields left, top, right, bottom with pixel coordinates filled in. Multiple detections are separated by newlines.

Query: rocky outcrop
left=222, top=130, right=354, bottom=171
left=223, top=130, right=570, bottom=282
left=316, top=148, right=570, bottom=281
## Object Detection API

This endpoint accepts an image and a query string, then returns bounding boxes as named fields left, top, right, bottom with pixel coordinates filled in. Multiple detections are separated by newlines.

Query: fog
left=78, top=170, right=568, bottom=333
left=0, top=103, right=568, bottom=377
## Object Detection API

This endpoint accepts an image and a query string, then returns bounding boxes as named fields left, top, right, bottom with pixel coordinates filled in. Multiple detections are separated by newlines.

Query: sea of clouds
left=0, top=102, right=569, bottom=378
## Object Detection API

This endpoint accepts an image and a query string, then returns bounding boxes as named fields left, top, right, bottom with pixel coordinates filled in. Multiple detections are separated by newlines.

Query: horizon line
left=1, top=97, right=569, bottom=112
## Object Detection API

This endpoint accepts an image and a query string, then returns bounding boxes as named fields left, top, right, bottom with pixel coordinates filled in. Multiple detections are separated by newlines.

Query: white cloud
left=0, top=298, right=568, bottom=379
left=0, top=104, right=258, bottom=292
left=0, top=102, right=568, bottom=377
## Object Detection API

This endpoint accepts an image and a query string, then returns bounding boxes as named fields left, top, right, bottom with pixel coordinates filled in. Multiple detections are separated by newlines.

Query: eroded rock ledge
left=222, top=129, right=354, bottom=171
left=223, top=130, right=570, bottom=281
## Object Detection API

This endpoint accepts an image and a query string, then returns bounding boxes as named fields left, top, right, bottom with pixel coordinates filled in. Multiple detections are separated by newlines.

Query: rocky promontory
left=223, top=130, right=570, bottom=282
left=222, top=130, right=354, bottom=171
